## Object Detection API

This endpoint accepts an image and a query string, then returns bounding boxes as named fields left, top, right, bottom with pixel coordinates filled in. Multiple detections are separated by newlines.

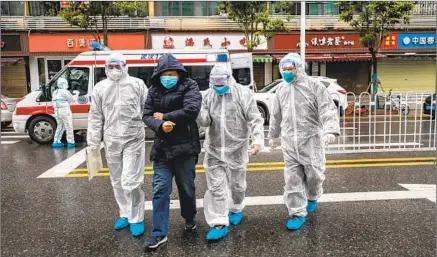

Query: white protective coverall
left=268, top=53, right=340, bottom=217
left=197, top=63, right=265, bottom=227
left=52, top=77, right=76, bottom=144
left=87, top=52, right=148, bottom=223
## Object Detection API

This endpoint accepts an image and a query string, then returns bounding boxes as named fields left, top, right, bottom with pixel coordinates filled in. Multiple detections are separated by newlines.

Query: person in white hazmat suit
left=268, top=53, right=340, bottom=230
left=52, top=77, right=78, bottom=149
left=197, top=63, right=264, bottom=241
left=87, top=52, right=148, bottom=237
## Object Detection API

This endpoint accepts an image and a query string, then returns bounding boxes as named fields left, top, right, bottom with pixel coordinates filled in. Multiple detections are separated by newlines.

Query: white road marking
left=327, top=142, right=422, bottom=148
left=144, top=184, right=436, bottom=210
left=0, top=141, right=19, bottom=145
left=1, top=131, right=22, bottom=135
left=1, top=135, right=29, bottom=139
left=38, top=144, right=104, bottom=178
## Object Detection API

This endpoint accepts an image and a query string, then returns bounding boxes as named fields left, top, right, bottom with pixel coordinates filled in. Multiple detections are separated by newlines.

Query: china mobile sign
left=382, top=32, right=437, bottom=49
left=151, top=34, right=268, bottom=50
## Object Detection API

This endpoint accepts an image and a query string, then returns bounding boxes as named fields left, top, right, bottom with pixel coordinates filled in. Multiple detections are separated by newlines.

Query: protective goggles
left=279, top=59, right=297, bottom=70
left=106, top=60, right=126, bottom=68
left=210, top=74, right=230, bottom=86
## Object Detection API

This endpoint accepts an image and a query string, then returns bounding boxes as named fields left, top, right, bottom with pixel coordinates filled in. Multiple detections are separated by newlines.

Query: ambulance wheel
left=28, top=116, right=56, bottom=145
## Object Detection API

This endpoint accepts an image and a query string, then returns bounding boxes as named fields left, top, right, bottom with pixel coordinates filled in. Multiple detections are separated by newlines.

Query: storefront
left=271, top=32, right=386, bottom=94
left=150, top=32, right=271, bottom=89
left=380, top=32, right=436, bottom=93
left=1, top=33, right=30, bottom=98
left=28, top=32, right=146, bottom=91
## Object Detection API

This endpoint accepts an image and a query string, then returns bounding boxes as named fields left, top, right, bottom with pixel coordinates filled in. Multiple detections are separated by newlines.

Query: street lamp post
left=300, top=1, right=306, bottom=63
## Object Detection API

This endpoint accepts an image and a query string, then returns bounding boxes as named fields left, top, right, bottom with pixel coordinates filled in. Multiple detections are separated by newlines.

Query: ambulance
left=13, top=49, right=254, bottom=144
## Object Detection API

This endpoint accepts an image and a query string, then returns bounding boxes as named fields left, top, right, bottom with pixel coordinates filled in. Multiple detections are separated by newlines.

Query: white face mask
left=107, top=69, right=123, bottom=81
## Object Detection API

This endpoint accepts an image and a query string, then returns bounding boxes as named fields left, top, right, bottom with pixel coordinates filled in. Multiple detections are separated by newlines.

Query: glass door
left=45, top=57, right=74, bottom=82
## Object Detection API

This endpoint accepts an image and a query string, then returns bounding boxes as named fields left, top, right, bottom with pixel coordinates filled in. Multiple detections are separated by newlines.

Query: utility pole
left=300, top=1, right=306, bottom=63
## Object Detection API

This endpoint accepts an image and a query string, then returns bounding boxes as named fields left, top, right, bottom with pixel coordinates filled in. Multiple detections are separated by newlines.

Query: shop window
left=324, top=2, right=338, bottom=15
left=29, top=1, right=60, bottom=16
left=37, top=58, right=46, bottom=87
left=270, top=1, right=339, bottom=15
left=156, top=1, right=213, bottom=16
left=47, top=60, right=62, bottom=81
left=308, top=3, right=321, bottom=15
left=203, top=1, right=219, bottom=16
left=181, top=2, right=194, bottom=16
left=1, top=1, right=25, bottom=16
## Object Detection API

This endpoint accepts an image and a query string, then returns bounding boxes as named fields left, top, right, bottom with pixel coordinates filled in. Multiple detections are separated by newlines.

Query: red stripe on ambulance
left=70, top=58, right=208, bottom=65
left=16, top=105, right=90, bottom=116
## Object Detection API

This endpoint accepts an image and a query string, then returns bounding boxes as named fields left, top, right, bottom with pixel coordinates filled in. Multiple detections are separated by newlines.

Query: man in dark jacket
left=143, top=54, right=202, bottom=251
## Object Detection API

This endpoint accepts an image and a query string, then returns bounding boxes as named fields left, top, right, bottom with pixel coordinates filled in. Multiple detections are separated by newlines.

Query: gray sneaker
left=185, top=219, right=197, bottom=230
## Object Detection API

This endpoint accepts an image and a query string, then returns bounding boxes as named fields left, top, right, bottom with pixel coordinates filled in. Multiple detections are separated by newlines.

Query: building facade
left=1, top=1, right=436, bottom=96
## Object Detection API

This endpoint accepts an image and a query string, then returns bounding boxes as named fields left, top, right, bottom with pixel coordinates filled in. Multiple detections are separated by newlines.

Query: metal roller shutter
left=1, top=62, right=27, bottom=98
left=378, top=59, right=436, bottom=93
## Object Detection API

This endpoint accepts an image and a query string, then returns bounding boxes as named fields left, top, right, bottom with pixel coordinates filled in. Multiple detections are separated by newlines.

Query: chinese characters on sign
left=221, top=37, right=231, bottom=48
left=185, top=37, right=195, bottom=47
left=152, top=34, right=268, bottom=50
left=397, top=33, right=436, bottom=49
left=309, top=36, right=355, bottom=47
left=203, top=38, right=212, bottom=48
left=66, top=38, right=104, bottom=49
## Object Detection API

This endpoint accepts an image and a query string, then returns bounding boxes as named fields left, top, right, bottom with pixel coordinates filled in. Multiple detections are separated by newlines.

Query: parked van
left=13, top=49, right=254, bottom=144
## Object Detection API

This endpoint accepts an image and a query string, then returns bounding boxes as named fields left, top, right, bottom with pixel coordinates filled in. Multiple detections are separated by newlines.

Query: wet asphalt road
left=1, top=125, right=436, bottom=257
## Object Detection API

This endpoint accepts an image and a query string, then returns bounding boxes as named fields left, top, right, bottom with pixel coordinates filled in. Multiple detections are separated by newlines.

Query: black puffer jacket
left=143, top=54, right=202, bottom=161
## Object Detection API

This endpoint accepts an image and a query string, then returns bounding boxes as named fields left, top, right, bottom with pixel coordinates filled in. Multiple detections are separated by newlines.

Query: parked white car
left=255, top=76, right=348, bottom=124
left=1, top=95, right=20, bottom=129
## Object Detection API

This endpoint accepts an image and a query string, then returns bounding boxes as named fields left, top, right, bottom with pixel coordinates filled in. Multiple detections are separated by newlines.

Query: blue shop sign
left=397, top=32, right=437, bottom=49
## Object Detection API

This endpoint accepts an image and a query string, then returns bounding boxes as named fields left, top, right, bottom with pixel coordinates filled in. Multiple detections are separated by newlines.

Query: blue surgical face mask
left=212, top=85, right=229, bottom=95
left=160, top=75, right=178, bottom=89
left=282, top=71, right=296, bottom=83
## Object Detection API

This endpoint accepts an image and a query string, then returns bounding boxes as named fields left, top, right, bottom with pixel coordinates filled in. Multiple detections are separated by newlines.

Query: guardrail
left=327, top=91, right=436, bottom=154
left=2, top=15, right=436, bottom=31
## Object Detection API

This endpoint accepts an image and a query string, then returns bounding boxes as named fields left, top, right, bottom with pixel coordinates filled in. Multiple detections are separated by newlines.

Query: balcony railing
left=413, top=1, right=436, bottom=16
left=1, top=15, right=436, bottom=31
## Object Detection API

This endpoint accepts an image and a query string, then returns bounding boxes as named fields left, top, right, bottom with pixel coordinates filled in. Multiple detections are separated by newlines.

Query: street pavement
left=1, top=124, right=436, bottom=257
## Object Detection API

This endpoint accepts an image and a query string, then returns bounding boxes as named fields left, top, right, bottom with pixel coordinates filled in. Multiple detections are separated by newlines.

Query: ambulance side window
left=185, top=66, right=212, bottom=91
left=39, top=67, right=90, bottom=102
left=232, top=68, right=250, bottom=86
left=94, top=67, right=106, bottom=84
left=128, top=67, right=154, bottom=87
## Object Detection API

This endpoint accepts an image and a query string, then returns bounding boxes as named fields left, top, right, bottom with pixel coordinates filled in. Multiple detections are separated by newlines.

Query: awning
left=331, top=53, right=387, bottom=62
left=253, top=55, right=273, bottom=63
left=273, top=54, right=332, bottom=62
left=273, top=53, right=387, bottom=62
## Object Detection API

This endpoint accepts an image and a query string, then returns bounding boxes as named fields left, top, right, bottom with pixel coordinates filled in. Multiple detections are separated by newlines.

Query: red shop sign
left=274, top=33, right=366, bottom=51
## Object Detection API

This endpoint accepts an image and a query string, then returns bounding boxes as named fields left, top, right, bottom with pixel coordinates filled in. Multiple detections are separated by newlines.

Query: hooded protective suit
left=87, top=52, right=148, bottom=223
left=268, top=53, right=340, bottom=218
left=52, top=77, right=76, bottom=145
left=197, top=63, right=264, bottom=227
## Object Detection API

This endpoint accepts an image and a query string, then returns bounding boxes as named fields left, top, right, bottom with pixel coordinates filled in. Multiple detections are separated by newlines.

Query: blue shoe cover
left=286, top=216, right=306, bottom=230
left=67, top=143, right=75, bottom=149
left=130, top=222, right=144, bottom=237
left=206, top=226, right=229, bottom=241
left=307, top=200, right=318, bottom=213
left=228, top=211, right=243, bottom=225
left=114, top=217, right=129, bottom=230
left=52, top=143, right=64, bottom=148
